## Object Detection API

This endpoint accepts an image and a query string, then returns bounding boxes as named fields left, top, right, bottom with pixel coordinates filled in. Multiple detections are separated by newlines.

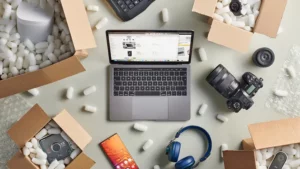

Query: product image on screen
left=108, top=31, right=193, bottom=62
left=100, top=134, right=139, bottom=169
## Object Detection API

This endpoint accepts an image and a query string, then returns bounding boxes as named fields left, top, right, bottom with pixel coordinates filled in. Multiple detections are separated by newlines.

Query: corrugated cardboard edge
left=223, top=151, right=257, bottom=169
left=53, top=109, right=92, bottom=150
left=192, top=0, right=217, bottom=17
left=242, top=138, right=255, bottom=151
left=7, top=151, right=38, bottom=169
left=7, top=104, right=50, bottom=148
left=60, top=0, right=96, bottom=50
left=75, top=49, right=89, bottom=60
left=208, top=20, right=253, bottom=53
left=254, top=0, right=288, bottom=38
left=0, top=56, right=85, bottom=98
left=248, top=117, right=300, bottom=150
left=66, top=153, right=95, bottom=169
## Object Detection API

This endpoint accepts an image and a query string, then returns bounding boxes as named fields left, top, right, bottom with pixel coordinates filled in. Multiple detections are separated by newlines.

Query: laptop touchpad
left=132, top=97, right=169, bottom=120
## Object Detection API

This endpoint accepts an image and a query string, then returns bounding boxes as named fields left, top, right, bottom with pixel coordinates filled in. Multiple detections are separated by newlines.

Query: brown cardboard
left=53, top=109, right=92, bottom=150
left=254, top=0, right=288, bottom=38
left=249, top=117, right=300, bottom=150
left=192, top=0, right=217, bottom=17
left=67, top=153, right=95, bottom=169
left=242, top=138, right=255, bottom=151
left=223, top=151, right=257, bottom=169
left=208, top=20, right=253, bottom=53
left=0, top=0, right=96, bottom=99
left=7, top=104, right=51, bottom=147
left=7, top=104, right=94, bottom=169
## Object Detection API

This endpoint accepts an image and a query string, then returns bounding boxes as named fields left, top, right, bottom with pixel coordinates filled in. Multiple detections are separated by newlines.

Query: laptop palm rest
left=132, top=97, right=169, bottom=120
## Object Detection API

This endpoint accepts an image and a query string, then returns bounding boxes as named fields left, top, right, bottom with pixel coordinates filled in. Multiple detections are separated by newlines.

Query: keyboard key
left=123, top=82, right=127, bottom=86
left=147, top=77, right=151, bottom=81
left=160, top=72, right=164, bottom=76
left=124, top=92, right=129, bottom=96
left=114, top=72, right=118, bottom=76
left=119, top=92, right=124, bottom=96
left=153, top=82, right=158, bottom=86
left=151, top=87, right=155, bottom=90
left=115, top=82, right=121, bottom=86
left=125, top=87, right=129, bottom=90
left=141, top=86, right=145, bottom=90
left=133, top=0, right=139, bottom=5
left=168, top=82, right=172, bottom=86
left=132, top=77, right=136, bottom=81
left=156, top=87, right=160, bottom=90
left=130, top=87, right=134, bottom=91
left=182, top=91, right=187, bottom=96
left=127, top=77, right=131, bottom=81
left=120, top=86, right=125, bottom=91
left=120, top=4, right=126, bottom=9
left=138, top=82, right=142, bottom=86
left=121, top=77, right=126, bottom=81
left=163, top=82, right=167, bottom=86
left=135, top=86, right=140, bottom=90
left=180, top=72, right=187, bottom=76
left=119, top=72, right=124, bottom=76
left=177, top=91, right=181, bottom=96
left=117, top=0, right=123, bottom=5
left=158, top=82, right=162, bottom=86
left=137, top=77, right=141, bottom=81
left=144, top=72, right=148, bottom=76
left=146, top=87, right=150, bottom=90
left=142, top=77, right=146, bottom=81
left=129, top=92, right=134, bottom=96
left=149, top=72, right=153, bottom=76
left=148, top=82, right=152, bottom=86
left=177, top=77, right=181, bottom=81
left=166, top=86, right=170, bottom=91
left=171, top=86, right=175, bottom=91
left=172, top=91, right=176, bottom=96
left=161, top=91, right=166, bottom=96
left=128, top=82, right=133, bottom=86
left=172, top=77, right=176, bottom=81
left=114, top=86, right=120, bottom=91
left=152, top=77, right=156, bottom=81
left=125, top=0, right=131, bottom=4
left=114, top=92, right=118, bottom=96
left=123, top=8, right=129, bottom=12
left=143, top=82, right=147, bottom=86
left=167, top=91, right=171, bottom=96
left=170, top=72, right=174, bottom=76
left=124, top=72, right=128, bottom=76
left=161, top=86, right=166, bottom=90
left=135, top=91, right=160, bottom=96
left=162, top=77, right=166, bottom=81
left=133, top=82, right=137, bottom=86
left=154, top=72, right=159, bottom=76
left=114, top=77, right=121, bottom=81
left=129, top=72, right=133, bottom=76
left=134, top=72, right=138, bottom=76
left=157, top=77, right=161, bottom=81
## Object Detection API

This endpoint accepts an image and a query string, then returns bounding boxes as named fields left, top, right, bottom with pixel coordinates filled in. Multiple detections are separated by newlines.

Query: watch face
left=269, top=152, right=287, bottom=169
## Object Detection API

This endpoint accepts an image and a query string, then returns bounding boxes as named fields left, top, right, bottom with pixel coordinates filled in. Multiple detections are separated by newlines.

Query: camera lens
left=206, top=64, right=240, bottom=99
left=253, top=47, right=275, bottom=67
left=229, top=0, right=242, bottom=16
left=277, top=154, right=286, bottom=162
left=51, top=143, right=61, bottom=152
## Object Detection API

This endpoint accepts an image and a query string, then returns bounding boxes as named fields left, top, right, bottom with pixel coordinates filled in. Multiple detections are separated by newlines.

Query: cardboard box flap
left=223, top=151, right=257, bottom=169
left=67, top=152, right=95, bottom=169
left=248, top=118, right=300, bottom=150
left=192, top=0, right=218, bottom=17
left=254, top=0, right=287, bottom=38
left=7, top=104, right=51, bottom=148
left=242, top=138, right=255, bottom=151
left=53, top=110, right=92, bottom=150
left=60, top=0, right=96, bottom=50
left=208, top=20, right=253, bottom=53
left=7, top=151, right=38, bottom=169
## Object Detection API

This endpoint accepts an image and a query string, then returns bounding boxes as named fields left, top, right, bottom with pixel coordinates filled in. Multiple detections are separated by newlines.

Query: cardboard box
left=223, top=117, right=300, bottom=169
left=192, top=0, right=288, bottom=53
left=0, top=0, right=96, bottom=99
left=7, top=104, right=95, bottom=169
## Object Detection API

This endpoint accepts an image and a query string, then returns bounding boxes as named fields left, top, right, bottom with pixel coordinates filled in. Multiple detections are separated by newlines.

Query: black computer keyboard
left=113, top=68, right=187, bottom=96
left=107, top=0, right=154, bottom=21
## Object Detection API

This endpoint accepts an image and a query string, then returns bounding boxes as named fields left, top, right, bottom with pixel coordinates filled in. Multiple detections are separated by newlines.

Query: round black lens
left=253, top=47, right=275, bottom=67
left=229, top=0, right=242, bottom=16
left=51, top=143, right=61, bottom=152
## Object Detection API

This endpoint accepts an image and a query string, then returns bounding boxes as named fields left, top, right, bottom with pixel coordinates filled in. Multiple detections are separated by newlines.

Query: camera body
left=206, top=64, right=263, bottom=112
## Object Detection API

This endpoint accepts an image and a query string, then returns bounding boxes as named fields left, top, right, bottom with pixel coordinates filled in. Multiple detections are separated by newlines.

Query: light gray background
left=21, top=0, right=299, bottom=168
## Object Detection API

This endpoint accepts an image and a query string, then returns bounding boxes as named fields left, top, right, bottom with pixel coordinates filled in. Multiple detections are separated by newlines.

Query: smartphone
left=268, top=152, right=287, bottom=169
left=100, top=134, right=139, bottom=169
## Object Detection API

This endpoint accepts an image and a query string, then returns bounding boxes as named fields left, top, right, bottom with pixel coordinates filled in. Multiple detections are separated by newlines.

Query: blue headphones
left=165, top=126, right=212, bottom=169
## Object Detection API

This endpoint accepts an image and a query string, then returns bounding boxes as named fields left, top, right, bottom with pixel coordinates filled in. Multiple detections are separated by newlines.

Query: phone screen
left=100, top=134, right=139, bottom=169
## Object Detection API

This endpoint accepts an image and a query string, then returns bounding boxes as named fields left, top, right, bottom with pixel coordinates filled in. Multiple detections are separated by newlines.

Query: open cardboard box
left=7, top=104, right=95, bottom=169
left=192, top=0, right=288, bottom=53
left=223, top=117, right=300, bottom=169
left=0, top=0, right=96, bottom=99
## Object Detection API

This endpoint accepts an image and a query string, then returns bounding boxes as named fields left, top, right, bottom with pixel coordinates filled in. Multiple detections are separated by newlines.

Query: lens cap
left=252, top=47, right=275, bottom=67
left=229, top=0, right=242, bottom=16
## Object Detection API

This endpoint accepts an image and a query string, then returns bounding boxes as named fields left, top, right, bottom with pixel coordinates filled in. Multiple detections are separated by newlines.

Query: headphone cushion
left=168, top=142, right=181, bottom=162
left=175, top=156, right=195, bottom=169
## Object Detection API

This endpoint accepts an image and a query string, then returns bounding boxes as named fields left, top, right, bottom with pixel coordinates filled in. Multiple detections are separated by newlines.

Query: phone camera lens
left=51, top=142, right=61, bottom=152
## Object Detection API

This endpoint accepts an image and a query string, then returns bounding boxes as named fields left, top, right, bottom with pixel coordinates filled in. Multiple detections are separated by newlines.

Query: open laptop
left=107, top=30, right=194, bottom=121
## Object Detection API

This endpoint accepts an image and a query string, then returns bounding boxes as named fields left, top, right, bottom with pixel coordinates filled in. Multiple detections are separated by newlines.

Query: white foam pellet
left=253, top=10, right=259, bottom=18
left=55, top=164, right=65, bottom=169
left=133, top=123, right=148, bottom=132
left=40, top=60, right=52, bottom=68
left=60, top=44, right=67, bottom=53
left=282, top=165, right=291, bottom=169
left=162, top=8, right=169, bottom=23
left=286, top=66, right=296, bottom=78
left=48, top=121, right=59, bottom=128
left=29, top=148, right=36, bottom=153
left=58, top=22, right=70, bottom=34
left=54, top=3, right=61, bottom=13
left=23, top=147, right=30, bottom=156
left=216, top=2, right=223, bottom=9
left=241, top=0, right=247, bottom=4
left=19, top=69, right=25, bottom=74
left=216, top=6, right=230, bottom=15
left=7, top=42, right=17, bottom=48
left=244, top=26, right=252, bottom=32
left=3, top=4, right=12, bottom=19
left=84, top=105, right=97, bottom=113
left=54, top=49, right=61, bottom=57
left=222, top=0, right=230, bottom=6
left=274, top=90, right=288, bottom=97
left=28, top=65, right=39, bottom=72
left=295, top=144, right=300, bottom=158
left=0, top=61, right=2, bottom=74
left=58, top=52, right=71, bottom=61
left=0, top=32, right=9, bottom=39
left=0, top=38, right=7, bottom=45
left=245, top=4, right=252, bottom=14
left=256, top=150, right=263, bottom=163
left=232, top=21, right=246, bottom=28
left=261, top=149, right=267, bottom=160
left=53, top=25, right=59, bottom=37
left=248, top=14, right=255, bottom=27
left=44, top=43, right=55, bottom=57
left=3, top=68, right=8, bottom=74
left=15, top=57, right=23, bottom=69
left=64, top=35, right=71, bottom=43
left=11, top=0, right=22, bottom=9
left=27, top=53, right=36, bottom=66
left=143, top=139, right=154, bottom=151
left=36, top=148, right=47, bottom=159
left=70, top=148, right=81, bottom=159
left=35, top=42, right=48, bottom=49
left=35, top=54, right=42, bottom=61
left=282, top=146, right=294, bottom=155
left=9, top=32, right=20, bottom=41
left=48, top=159, right=60, bottom=169
left=223, top=13, right=232, bottom=25
left=60, top=132, right=71, bottom=142
left=45, top=124, right=52, bottom=130
left=198, top=47, right=207, bottom=61
left=25, top=142, right=33, bottom=148
left=31, top=138, right=38, bottom=148
left=1, top=73, right=7, bottom=79
left=221, top=144, right=228, bottom=158
left=32, top=158, right=46, bottom=165
left=253, top=1, right=261, bottom=11
left=58, top=160, right=64, bottom=165
left=216, top=114, right=228, bottom=122
left=24, top=39, right=35, bottom=51
left=39, top=0, right=47, bottom=9
left=35, top=128, right=47, bottom=140
left=198, top=103, right=208, bottom=115
left=66, top=87, right=74, bottom=99
left=48, top=53, right=58, bottom=63
left=64, top=157, right=71, bottom=165
left=277, top=26, right=283, bottom=35
left=69, top=42, right=75, bottom=53
left=154, top=165, right=160, bottom=169
left=213, top=13, right=224, bottom=22
left=10, top=66, right=18, bottom=76
left=48, top=128, right=61, bottom=135
left=40, top=165, right=47, bottom=169
left=86, top=5, right=99, bottom=12
left=95, top=17, right=108, bottom=30
left=83, top=86, right=97, bottom=96
left=28, top=88, right=39, bottom=96
left=241, top=8, right=247, bottom=15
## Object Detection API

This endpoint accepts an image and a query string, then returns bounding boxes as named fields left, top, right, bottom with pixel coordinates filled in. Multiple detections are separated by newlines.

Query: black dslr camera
left=206, top=64, right=263, bottom=112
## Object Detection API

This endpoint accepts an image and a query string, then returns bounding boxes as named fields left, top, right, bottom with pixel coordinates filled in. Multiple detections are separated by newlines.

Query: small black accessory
left=269, top=152, right=287, bottom=169
left=229, top=0, right=243, bottom=16
left=206, top=64, right=263, bottom=112
left=252, top=47, right=275, bottom=67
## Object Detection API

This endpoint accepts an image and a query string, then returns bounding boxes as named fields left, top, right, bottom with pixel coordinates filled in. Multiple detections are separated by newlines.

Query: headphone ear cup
left=168, top=142, right=181, bottom=162
left=175, top=156, right=195, bottom=169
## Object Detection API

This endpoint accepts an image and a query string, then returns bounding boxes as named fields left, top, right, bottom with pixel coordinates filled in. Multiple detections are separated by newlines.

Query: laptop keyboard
left=113, top=68, right=187, bottom=96
left=115, top=0, right=144, bottom=13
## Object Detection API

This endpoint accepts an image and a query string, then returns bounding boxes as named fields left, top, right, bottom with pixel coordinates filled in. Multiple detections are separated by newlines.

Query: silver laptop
left=107, top=30, right=194, bottom=121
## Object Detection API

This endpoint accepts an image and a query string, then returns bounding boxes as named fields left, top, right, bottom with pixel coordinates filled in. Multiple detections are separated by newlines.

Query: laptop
left=107, top=30, right=194, bottom=121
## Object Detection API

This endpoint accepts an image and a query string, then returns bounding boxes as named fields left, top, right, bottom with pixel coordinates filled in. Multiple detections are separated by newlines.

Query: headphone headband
left=174, top=125, right=212, bottom=164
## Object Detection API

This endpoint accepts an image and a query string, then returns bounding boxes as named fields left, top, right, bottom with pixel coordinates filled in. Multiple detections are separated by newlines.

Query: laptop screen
left=106, top=30, right=194, bottom=64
